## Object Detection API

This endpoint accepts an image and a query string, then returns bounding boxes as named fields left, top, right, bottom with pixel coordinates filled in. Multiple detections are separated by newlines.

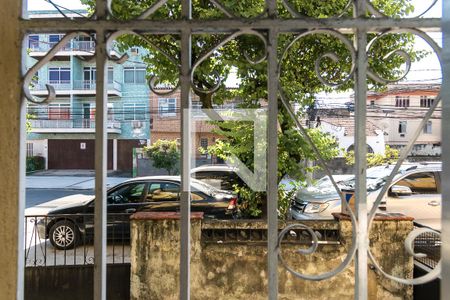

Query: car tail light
left=227, top=197, right=237, bottom=210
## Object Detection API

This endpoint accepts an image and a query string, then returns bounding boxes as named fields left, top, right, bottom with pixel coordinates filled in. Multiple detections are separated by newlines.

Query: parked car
left=290, top=163, right=442, bottom=230
left=191, top=165, right=242, bottom=191
left=191, top=164, right=301, bottom=192
left=30, top=176, right=238, bottom=250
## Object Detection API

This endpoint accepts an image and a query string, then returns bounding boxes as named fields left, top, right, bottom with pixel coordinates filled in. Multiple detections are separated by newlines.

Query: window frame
left=123, top=66, right=146, bottom=84
left=395, top=96, right=410, bottom=108
left=48, top=67, right=71, bottom=83
left=398, top=120, right=407, bottom=135
left=123, top=103, right=147, bottom=121
left=424, top=120, right=433, bottom=134
left=158, top=98, right=177, bottom=117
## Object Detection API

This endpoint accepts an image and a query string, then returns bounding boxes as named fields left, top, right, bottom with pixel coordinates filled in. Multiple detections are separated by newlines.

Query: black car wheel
left=49, top=220, right=80, bottom=250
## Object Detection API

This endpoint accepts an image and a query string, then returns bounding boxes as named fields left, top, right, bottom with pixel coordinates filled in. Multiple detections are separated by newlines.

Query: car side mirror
left=391, top=185, right=412, bottom=196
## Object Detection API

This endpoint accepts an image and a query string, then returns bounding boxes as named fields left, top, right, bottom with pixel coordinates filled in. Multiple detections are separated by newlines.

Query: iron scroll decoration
left=275, top=3, right=442, bottom=285
left=22, top=0, right=443, bottom=288
left=365, top=28, right=443, bottom=285
left=277, top=28, right=359, bottom=281
left=23, top=32, right=94, bottom=104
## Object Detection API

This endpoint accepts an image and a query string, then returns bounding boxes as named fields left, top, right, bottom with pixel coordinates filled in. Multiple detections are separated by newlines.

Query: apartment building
left=366, top=84, right=441, bottom=157
left=26, top=10, right=150, bottom=171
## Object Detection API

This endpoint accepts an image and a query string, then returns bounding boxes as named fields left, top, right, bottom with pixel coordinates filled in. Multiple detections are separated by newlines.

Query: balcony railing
left=31, top=80, right=71, bottom=91
left=31, top=80, right=122, bottom=94
left=29, top=40, right=96, bottom=53
left=30, top=119, right=121, bottom=130
left=72, top=80, right=122, bottom=93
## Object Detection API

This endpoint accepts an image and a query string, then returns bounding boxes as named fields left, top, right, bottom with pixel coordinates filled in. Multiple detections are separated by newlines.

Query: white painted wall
left=28, top=139, right=48, bottom=169
left=319, top=122, right=386, bottom=156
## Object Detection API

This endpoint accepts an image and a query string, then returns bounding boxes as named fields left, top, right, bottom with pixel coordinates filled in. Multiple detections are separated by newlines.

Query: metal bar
left=180, top=1, right=192, bottom=299
left=19, top=18, right=442, bottom=33
left=354, top=0, right=368, bottom=299
left=266, top=0, right=276, bottom=17
left=93, top=0, right=108, bottom=296
left=441, top=0, right=450, bottom=298
left=267, top=27, right=278, bottom=300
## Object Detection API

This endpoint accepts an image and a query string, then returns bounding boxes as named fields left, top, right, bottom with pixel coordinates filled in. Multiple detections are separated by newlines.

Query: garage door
left=48, top=139, right=113, bottom=169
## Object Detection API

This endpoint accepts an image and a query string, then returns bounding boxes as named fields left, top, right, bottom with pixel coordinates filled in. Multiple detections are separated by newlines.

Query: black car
left=36, top=176, right=238, bottom=250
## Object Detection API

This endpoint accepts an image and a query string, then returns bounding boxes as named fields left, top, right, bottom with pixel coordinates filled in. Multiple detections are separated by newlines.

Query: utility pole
left=306, top=100, right=318, bottom=185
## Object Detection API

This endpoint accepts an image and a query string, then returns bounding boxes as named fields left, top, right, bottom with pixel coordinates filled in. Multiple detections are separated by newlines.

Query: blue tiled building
left=26, top=10, right=150, bottom=171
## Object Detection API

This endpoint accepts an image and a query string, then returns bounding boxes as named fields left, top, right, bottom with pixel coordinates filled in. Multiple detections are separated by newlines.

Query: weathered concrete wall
left=130, top=213, right=414, bottom=300
left=130, top=212, right=203, bottom=300
left=0, top=0, right=23, bottom=299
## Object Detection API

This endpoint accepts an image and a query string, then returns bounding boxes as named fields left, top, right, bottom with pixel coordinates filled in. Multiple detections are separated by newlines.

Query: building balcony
left=29, top=41, right=95, bottom=58
left=31, top=80, right=122, bottom=97
left=30, top=119, right=122, bottom=134
left=29, top=40, right=121, bottom=59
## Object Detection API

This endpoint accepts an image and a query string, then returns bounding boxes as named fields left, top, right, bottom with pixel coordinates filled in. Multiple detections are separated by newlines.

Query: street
left=26, top=188, right=93, bottom=208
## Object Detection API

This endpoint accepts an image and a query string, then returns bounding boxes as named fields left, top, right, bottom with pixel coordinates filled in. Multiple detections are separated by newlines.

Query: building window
left=48, top=103, right=70, bottom=120
left=28, top=35, right=39, bottom=49
left=370, top=100, right=375, bottom=107
left=420, top=96, right=434, bottom=108
left=48, top=34, right=64, bottom=46
left=123, top=103, right=146, bottom=121
left=83, top=67, right=114, bottom=85
left=158, top=98, right=177, bottom=117
left=398, top=121, right=407, bottom=135
left=26, top=143, right=33, bottom=157
left=395, top=96, right=410, bottom=108
left=424, top=121, right=432, bottom=134
left=124, top=67, right=146, bottom=84
left=200, top=138, right=208, bottom=150
left=48, top=67, right=70, bottom=83
left=200, top=138, right=208, bottom=157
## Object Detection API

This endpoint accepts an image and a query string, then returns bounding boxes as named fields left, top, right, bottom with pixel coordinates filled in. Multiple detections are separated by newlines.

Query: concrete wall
left=0, top=0, right=22, bottom=298
left=130, top=213, right=414, bottom=300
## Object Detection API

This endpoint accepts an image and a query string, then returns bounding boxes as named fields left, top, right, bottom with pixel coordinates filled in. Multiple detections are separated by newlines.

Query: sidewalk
left=26, top=170, right=131, bottom=190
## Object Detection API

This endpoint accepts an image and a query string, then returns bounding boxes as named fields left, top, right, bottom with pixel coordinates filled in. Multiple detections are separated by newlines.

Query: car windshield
left=339, top=165, right=415, bottom=192
left=340, top=176, right=387, bottom=192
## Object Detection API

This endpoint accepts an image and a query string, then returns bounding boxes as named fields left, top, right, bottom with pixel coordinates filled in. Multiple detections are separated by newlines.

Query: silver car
left=290, top=163, right=442, bottom=230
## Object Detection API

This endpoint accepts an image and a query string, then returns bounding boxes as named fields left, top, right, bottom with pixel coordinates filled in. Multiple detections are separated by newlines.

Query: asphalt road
left=26, top=188, right=94, bottom=208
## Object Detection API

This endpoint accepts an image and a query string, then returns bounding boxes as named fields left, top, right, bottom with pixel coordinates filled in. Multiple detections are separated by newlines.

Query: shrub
left=26, top=156, right=45, bottom=172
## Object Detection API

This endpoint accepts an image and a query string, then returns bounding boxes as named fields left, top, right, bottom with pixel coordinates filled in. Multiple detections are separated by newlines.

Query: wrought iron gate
left=20, top=0, right=448, bottom=299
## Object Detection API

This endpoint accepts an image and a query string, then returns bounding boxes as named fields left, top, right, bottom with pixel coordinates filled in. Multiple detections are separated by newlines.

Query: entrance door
left=82, top=103, right=91, bottom=128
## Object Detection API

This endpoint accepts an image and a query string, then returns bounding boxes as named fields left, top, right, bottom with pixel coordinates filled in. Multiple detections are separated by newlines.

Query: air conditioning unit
left=130, top=47, right=139, bottom=56
left=132, top=120, right=143, bottom=128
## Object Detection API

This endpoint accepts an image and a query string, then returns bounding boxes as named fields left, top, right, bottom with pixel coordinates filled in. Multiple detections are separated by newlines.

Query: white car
left=191, top=164, right=301, bottom=192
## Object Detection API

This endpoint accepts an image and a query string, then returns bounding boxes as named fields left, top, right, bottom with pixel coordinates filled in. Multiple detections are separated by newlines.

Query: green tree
left=344, top=145, right=400, bottom=168
left=82, top=0, right=424, bottom=217
left=144, top=139, right=180, bottom=175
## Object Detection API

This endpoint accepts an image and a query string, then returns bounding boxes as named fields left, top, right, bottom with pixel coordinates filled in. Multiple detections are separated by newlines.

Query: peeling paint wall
left=130, top=214, right=413, bottom=300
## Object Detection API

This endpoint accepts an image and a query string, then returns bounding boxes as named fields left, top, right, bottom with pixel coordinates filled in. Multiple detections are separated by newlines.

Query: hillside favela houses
left=26, top=10, right=150, bottom=173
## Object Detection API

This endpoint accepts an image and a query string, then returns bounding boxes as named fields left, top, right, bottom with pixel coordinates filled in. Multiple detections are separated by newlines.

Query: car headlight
left=304, top=203, right=329, bottom=214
